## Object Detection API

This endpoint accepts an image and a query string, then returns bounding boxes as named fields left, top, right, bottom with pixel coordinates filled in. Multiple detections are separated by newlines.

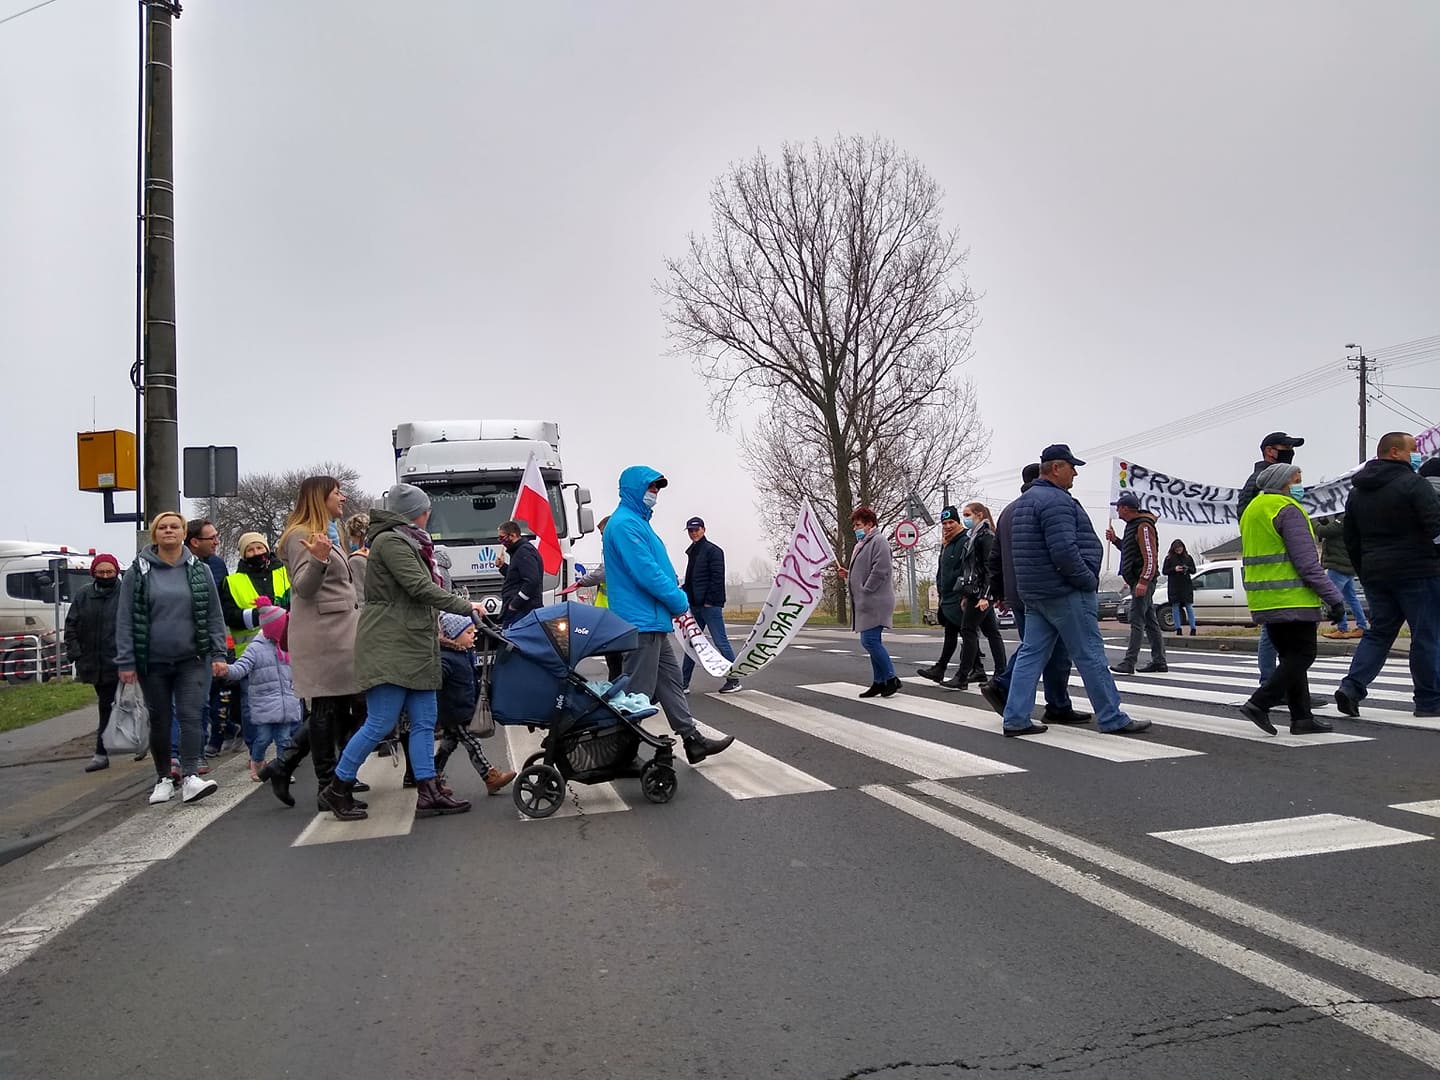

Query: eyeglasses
left=198, top=534, right=218, bottom=542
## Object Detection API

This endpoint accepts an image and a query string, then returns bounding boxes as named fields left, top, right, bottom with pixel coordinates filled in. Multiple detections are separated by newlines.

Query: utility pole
left=141, top=1, right=183, bottom=520
left=1347, top=343, right=1368, bottom=464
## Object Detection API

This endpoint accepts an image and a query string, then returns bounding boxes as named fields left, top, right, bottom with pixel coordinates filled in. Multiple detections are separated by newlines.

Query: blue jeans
left=992, top=601, right=1072, bottom=710
left=1171, top=602, right=1196, bottom=630
left=1257, top=625, right=1276, bottom=684
left=336, top=685, right=440, bottom=783
left=1002, top=591, right=1132, bottom=732
left=1340, top=577, right=1440, bottom=711
left=681, top=604, right=737, bottom=686
left=1326, top=570, right=1369, bottom=631
left=858, top=627, right=895, bottom=683
left=249, top=722, right=292, bottom=763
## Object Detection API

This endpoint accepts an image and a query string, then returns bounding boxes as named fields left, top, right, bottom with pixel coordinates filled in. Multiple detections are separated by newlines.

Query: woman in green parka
left=320, top=484, right=483, bottom=821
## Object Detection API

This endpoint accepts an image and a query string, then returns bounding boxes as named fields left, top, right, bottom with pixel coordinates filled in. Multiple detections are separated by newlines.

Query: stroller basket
left=560, top=721, right=639, bottom=780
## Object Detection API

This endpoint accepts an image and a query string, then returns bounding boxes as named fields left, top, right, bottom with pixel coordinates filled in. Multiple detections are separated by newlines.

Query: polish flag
left=512, top=450, right=563, bottom=574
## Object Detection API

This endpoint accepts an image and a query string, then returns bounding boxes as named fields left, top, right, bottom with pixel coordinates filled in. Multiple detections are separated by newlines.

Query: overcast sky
left=3, top=0, right=1438, bottom=575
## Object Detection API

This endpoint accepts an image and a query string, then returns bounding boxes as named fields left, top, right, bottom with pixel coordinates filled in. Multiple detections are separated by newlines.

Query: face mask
left=93, top=578, right=117, bottom=593
left=1411, top=452, right=1424, bottom=471
left=642, top=491, right=658, bottom=508
left=1289, top=484, right=1305, bottom=498
left=1274, top=447, right=1295, bottom=464
left=853, top=527, right=867, bottom=540
left=960, top=515, right=975, bottom=530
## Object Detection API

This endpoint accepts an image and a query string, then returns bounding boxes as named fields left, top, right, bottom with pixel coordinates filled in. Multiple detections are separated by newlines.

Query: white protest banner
left=1110, top=457, right=1355, bottom=526
left=674, top=611, right=733, bottom=677
left=727, top=498, right=836, bottom=679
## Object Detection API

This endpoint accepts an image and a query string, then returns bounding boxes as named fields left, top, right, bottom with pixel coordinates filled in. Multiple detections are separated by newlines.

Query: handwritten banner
left=1111, top=457, right=1356, bottom=526
left=1417, top=422, right=1440, bottom=459
left=726, top=499, right=836, bottom=679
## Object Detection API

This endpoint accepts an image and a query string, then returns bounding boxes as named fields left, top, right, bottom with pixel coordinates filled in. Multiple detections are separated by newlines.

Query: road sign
left=894, top=520, right=920, bottom=548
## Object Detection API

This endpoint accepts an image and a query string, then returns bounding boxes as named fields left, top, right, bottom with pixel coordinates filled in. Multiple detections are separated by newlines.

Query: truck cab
left=0, top=542, right=95, bottom=681
left=392, top=420, right=594, bottom=616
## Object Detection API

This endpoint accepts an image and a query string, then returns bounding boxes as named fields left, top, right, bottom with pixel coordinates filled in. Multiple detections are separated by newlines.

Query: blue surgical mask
left=853, top=527, right=867, bottom=540
left=960, top=515, right=975, bottom=530
left=1289, top=484, right=1305, bottom=498
left=642, top=491, right=658, bottom=508
left=1411, top=452, right=1424, bottom=471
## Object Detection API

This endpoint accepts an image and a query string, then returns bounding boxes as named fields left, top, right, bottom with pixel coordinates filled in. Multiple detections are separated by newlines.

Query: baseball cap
left=1113, top=492, right=1142, bottom=510
left=938, top=506, right=961, bottom=522
left=1040, top=444, right=1086, bottom=467
left=685, top=517, right=705, bottom=530
left=1260, top=431, right=1304, bottom=450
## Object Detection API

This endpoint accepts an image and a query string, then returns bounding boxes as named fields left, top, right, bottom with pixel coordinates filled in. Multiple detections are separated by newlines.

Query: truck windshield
left=420, top=481, right=567, bottom=546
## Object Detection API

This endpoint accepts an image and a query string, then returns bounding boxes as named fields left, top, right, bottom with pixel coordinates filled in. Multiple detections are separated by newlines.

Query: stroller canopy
left=503, top=601, right=640, bottom=674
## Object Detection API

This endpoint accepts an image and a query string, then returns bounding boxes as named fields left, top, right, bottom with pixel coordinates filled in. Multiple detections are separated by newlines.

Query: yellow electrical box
left=77, top=430, right=138, bottom=492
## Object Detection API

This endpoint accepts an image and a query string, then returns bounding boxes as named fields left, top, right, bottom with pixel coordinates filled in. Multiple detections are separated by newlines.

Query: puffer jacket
left=601, top=466, right=690, bottom=633
left=1342, top=458, right=1440, bottom=583
left=438, top=646, right=479, bottom=727
left=1312, top=516, right=1354, bottom=577
left=64, top=579, right=121, bottom=684
left=683, top=536, right=726, bottom=608
left=1009, top=478, right=1102, bottom=603
left=222, top=636, right=302, bottom=729
left=935, top=533, right=966, bottom=621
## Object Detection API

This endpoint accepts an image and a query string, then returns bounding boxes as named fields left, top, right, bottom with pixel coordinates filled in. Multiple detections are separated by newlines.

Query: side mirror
left=575, top=486, right=592, bottom=507
left=578, top=507, right=596, bottom=536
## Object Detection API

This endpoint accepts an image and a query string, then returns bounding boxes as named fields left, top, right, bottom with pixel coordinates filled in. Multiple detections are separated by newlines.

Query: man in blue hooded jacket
left=603, top=466, right=734, bottom=765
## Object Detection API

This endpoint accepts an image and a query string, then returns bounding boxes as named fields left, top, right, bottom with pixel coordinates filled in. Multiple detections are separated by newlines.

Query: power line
left=0, top=0, right=62, bottom=28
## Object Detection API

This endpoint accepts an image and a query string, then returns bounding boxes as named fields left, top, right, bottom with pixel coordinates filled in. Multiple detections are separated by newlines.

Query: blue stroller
left=477, top=601, right=678, bottom=818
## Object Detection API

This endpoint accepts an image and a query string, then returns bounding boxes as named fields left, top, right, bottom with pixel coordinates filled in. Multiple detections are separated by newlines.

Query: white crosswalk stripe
left=293, top=753, right=414, bottom=847
left=1167, top=658, right=1414, bottom=691
left=502, top=723, right=630, bottom=819
left=807, top=682, right=1201, bottom=762
left=1056, top=693, right=1372, bottom=747
left=1113, top=665, right=1418, bottom=706
left=1150, top=813, right=1431, bottom=863
left=688, top=719, right=833, bottom=799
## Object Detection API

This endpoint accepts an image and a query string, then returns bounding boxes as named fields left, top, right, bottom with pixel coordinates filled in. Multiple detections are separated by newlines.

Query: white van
left=0, top=542, right=95, bottom=681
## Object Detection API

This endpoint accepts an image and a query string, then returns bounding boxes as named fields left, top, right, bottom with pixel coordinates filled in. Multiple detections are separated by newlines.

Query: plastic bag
left=104, top=680, right=151, bottom=755
left=470, top=697, right=496, bottom=739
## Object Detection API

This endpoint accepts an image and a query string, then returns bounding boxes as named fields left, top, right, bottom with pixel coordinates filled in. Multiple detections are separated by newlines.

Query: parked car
left=1096, top=591, right=1124, bottom=619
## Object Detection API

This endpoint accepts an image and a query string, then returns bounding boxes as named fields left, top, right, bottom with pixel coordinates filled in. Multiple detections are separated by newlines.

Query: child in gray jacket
left=221, top=598, right=302, bottom=781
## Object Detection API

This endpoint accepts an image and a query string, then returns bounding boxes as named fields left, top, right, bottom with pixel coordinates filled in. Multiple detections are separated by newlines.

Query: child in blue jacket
left=437, top=612, right=515, bottom=796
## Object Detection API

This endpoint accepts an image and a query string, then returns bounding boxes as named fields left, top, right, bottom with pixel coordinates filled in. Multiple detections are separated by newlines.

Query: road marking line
left=1108, top=666, right=1417, bottom=706
left=1150, top=813, right=1430, bottom=864
left=502, top=724, right=629, bottom=818
left=2, top=757, right=255, bottom=979
left=689, top=719, right=833, bottom=800
left=1391, top=799, right=1440, bottom=819
left=823, top=649, right=852, bottom=654
left=1057, top=695, right=1372, bottom=747
left=1169, top=659, right=1412, bottom=690
left=867, top=784, right=1440, bottom=1072
left=910, top=781, right=1440, bottom=998
left=292, top=755, right=413, bottom=847
left=716, top=691, right=1024, bottom=779
left=812, top=682, right=1200, bottom=763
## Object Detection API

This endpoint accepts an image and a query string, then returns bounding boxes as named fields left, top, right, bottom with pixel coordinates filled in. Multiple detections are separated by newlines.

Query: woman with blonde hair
left=115, top=511, right=226, bottom=805
left=260, top=476, right=365, bottom=809
left=948, top=500, right=1007, bottom=691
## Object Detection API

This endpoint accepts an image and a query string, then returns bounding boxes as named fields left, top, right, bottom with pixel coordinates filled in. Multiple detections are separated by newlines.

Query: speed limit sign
left=894, top=520, right=920, bottom=548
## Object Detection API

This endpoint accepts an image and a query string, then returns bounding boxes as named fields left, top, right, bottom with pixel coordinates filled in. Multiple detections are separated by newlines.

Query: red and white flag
left=512, top=450, right=563, bottom=574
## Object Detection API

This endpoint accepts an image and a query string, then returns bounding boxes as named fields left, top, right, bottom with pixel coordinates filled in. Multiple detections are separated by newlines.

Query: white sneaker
left=181, top=774, right=218, bottom=804
left=148, top=778, right=176, bottom=804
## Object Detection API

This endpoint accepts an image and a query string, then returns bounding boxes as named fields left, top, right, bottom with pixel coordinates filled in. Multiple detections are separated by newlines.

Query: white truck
left=0, top=541, right=95, bottom=681
left=390, top=420, right=595, bottom=617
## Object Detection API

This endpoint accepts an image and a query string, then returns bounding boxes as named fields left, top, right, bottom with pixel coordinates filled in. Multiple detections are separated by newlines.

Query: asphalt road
left=2, top=625, right=1438, bottom=1079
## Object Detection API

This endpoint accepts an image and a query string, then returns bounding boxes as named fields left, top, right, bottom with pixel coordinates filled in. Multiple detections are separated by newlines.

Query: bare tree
left=661, top=135, right=986, bottom=618
left=190, top=462, right=376, bottom=563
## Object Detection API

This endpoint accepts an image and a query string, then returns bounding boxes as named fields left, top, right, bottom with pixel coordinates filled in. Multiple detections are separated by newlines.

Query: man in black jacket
left=496, top=519, right=544, bottom=627
left=1106, top=493, right=1167, bottom=674
left=64, top=553, right=123, bottom=772
left=1335, top=431, right=1440, bottom=718
left=979, top=466, right=1089, bottom=724
left=681, top=517, right=741, bottom=694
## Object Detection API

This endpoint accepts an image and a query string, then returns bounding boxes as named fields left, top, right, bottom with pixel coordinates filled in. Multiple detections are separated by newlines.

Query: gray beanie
left=1255, top=462, right=1301, bottom=493
left=387, top=482, right=431, bottom=521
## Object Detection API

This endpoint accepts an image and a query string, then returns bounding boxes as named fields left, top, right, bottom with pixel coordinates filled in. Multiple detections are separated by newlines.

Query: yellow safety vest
left=1240, top=493, right=1320, bottom=614
left=594, top=581, right=608, bottom=608
left=226, top=566, right=291, bottom=655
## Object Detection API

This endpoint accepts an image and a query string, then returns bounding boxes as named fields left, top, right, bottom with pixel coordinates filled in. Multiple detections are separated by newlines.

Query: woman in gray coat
left=837, top=506, right=900, bottom=698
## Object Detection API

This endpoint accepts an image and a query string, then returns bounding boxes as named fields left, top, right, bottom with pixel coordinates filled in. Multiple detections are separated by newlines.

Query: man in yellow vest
left=1238, top=462, right=1346, bottom=736
left=221, top=532, right=292, bottom=656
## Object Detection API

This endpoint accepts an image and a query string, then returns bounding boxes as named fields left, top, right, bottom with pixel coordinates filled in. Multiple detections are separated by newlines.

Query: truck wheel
left=2, top=647, right=36, bottom=684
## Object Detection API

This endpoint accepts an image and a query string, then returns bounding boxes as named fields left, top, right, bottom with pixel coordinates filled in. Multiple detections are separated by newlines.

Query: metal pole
left=141, top=1, right=182, bottom=519
left=907, top=547, right=919, bottom=626
left=50, top=558, right=63, bottom=680
left=1358, top=350, right=1369, bottom=464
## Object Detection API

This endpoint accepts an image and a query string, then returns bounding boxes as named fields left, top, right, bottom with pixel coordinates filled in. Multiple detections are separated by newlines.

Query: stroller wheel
left=522, top=751, right=546, bottom=771
left=639, top=760, right=677, bottom=805
left=513, top=764, right=565, bottom=819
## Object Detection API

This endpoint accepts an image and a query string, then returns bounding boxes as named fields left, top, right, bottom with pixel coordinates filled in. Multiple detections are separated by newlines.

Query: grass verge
left=0, top=681, right=96, bottom=733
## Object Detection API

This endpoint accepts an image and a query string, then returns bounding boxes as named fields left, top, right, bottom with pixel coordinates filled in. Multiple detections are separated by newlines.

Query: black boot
left=415, top=777, right=470, bottom=816
left=684, top=732, right=735, bottom=765
left=318, top=777, right=368, bottom=821
left=916, top=666, right=944, bottom=683
left=858, top=682, right=884, bottom=698
left=880, top=676, right=902, bottom=697
left=257, top=761, right=295, bottom=808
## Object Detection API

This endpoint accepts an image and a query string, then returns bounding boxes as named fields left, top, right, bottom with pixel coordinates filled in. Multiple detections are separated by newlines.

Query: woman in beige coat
left=259, top=476, right=366, bottom=810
